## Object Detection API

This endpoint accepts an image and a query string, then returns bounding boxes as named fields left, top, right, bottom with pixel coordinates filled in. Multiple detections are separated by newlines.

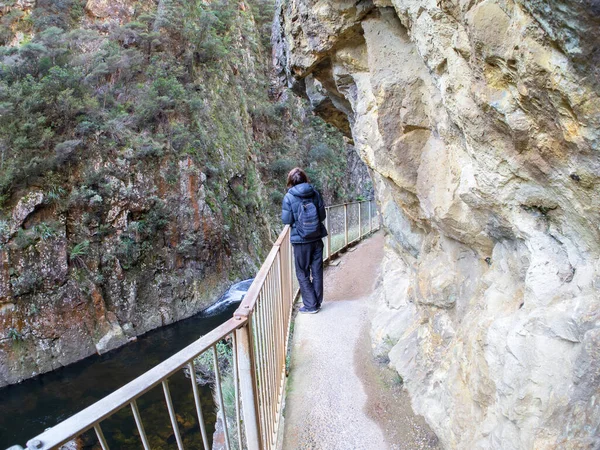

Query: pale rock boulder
left=94, top=321, right=127, bottom=354
left=85, top=0, right=133, bottom=20
left=10, top=191, right=44, bottom=234
left=274, top=0, right=600, bottom=448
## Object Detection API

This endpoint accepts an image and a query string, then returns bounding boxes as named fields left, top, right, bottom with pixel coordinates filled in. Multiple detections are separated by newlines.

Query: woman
left=281, top=168, right=328, bottom=313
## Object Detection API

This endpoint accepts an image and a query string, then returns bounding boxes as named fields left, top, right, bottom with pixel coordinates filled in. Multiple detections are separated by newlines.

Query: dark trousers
left=293, top=240, right=324, bottom=310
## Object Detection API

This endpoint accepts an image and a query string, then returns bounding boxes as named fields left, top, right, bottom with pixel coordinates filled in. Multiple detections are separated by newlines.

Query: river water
left=0, top=279, right=253, bottom=449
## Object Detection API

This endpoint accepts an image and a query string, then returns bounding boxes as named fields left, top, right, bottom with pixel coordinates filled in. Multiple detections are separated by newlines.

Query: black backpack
left=296, top=198, right=321, bottom=240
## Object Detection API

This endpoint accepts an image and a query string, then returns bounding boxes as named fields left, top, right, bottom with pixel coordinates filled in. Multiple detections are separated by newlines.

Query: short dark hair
left=286, top=167, right=308, bottom=188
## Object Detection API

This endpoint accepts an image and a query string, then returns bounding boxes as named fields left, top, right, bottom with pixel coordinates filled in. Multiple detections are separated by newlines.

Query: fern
left=70, top=240, right=89, bottom=259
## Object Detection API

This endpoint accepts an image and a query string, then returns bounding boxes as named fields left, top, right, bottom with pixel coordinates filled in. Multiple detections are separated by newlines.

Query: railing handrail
left=16, top=202, right=380, bottom=450
left=24, top=318, right=246, bottom=449
left=234, top=226, right=289, bottom=319
left=326, top=199, right=373, bottom=209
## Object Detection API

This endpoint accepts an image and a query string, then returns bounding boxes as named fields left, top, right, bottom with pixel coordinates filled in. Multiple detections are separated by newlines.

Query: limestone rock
left=275, top=0, right=600, bottom=447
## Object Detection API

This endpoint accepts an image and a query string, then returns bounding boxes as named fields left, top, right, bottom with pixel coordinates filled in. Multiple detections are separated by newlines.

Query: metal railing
left=323, top=200, right=380, bottom=261
left=13, top=200, right=379, bottom=450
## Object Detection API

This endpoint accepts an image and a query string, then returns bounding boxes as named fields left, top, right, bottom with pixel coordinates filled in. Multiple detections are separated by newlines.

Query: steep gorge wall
left=274, top=0, right=600, bottom=448
left=0, top=0, right=367, bottom=387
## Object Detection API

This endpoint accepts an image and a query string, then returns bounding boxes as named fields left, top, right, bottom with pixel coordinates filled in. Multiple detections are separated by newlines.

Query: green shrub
left=269, top=158, right=295, bottom=176
left=14, top=229, right=37, bottom=249
left=183, top=0, right=233, bottom=64
left=115, top=235, right=140, bottom=269
left=250, top=0, right=276, bottom=48
left=27, top=304, right=39, bottom=316
left=145, top=198, right=171, bottom=231
left=135, top=76, right=186, bottom=127
left=269, top=190, right=284, bottom=205
left=70, top=240, right=89, bottom=259
left=308, top=143, right=334, bottom=162
left=33, top=222, right=56, bottom=240
left=175, top=236, right=196, bottom=258
left=45, top=185, right=67, bottom=204
left=7, top=327, right=23, bottom=342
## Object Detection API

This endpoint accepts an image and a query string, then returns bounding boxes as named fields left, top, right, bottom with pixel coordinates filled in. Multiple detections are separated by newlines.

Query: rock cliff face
left=274, top=0, right=600, bottom=448
left=0, top=0, right=368, bottom=387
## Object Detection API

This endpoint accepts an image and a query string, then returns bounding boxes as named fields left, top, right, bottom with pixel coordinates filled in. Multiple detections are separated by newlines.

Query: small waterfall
left=200, top=279, right=254, bottom=317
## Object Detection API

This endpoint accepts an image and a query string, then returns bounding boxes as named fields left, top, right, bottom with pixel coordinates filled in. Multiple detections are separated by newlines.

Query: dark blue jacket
left=281, top=183, right=328, bottom=244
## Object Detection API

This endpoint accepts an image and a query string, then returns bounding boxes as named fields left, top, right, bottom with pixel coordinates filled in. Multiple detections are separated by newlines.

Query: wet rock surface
left=274, top=0, right=600, bottom=448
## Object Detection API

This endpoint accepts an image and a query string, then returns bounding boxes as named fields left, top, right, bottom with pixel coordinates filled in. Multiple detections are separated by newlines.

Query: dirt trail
left=282, top=232, right=440, bottom=449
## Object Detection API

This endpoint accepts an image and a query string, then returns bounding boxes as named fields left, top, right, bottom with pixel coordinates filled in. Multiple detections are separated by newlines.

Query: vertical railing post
left=358, top=202, right=362, bottom=239
left=344, top=203, right=348, bottom=249
left=289, top=233, right=294, bottom=300
left=277, top=251, right=285, bottom=367
left=236, top=322, right=262, bottom=450
left=325, top=212, right=331, bottom=260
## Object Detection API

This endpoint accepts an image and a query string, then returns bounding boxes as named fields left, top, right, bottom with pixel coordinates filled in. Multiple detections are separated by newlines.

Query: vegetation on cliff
left=0, top=0, right=368, bottom=387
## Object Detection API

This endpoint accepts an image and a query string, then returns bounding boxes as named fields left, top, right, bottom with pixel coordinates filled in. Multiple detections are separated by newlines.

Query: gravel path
left=281, top=232, right=441, bottom=450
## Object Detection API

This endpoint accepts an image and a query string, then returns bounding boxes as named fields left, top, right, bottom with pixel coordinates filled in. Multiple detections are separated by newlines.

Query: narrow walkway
left=282, top=232, right=440, bottom=450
